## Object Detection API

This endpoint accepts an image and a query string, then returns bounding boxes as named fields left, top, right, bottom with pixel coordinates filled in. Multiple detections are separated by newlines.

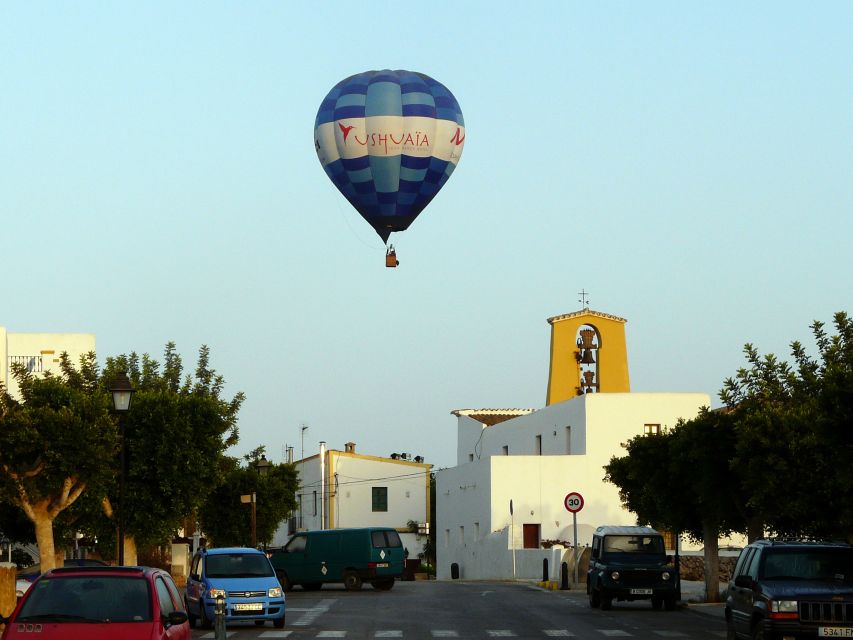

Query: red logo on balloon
left=451, top=127, right=465, bottom=146
left=338, top=123, right=355, bottom=142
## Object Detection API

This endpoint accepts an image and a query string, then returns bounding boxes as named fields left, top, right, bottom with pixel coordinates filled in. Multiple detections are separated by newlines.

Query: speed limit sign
left=564, top=492, right=584, bottom=513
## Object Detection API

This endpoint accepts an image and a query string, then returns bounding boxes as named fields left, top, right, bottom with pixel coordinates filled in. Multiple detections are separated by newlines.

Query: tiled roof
left=451, top=408, right=535, bottom=426
left=546, top=309, right=627, bottom=325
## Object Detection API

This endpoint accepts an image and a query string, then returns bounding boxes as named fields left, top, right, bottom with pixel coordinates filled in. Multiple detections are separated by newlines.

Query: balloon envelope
left=314, top=69, right=465, bottom=243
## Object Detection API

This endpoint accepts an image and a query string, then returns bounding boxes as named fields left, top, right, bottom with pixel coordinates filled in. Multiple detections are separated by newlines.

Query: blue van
left=184, top=547, right=285, bottom=629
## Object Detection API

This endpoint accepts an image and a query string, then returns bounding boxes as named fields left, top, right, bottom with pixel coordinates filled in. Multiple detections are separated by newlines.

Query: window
left=644, top=423, right=661, bottom=436
left=468, top=453, right=474, bottom=462
left=313, top=490, right=317, bottom=516
left=566, top=426, right=572, bottom=454
left=535, top=435, right=542, bottom=455
left=372, top=486, right=388, bottom=512
left=460, top=526, right=465, bottom=543
left=444, top=529, right=450, bottom=548
left=155, top=577, right=176, bottom=615
left=474, top=522, right=480, bottom=539
left=285, top=534, right=307, bottom=553
left=502, top=445, right=509, bottom=455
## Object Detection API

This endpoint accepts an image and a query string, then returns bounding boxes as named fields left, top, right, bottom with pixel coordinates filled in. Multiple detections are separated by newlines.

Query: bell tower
left=545, top=308, right=630, bottom=405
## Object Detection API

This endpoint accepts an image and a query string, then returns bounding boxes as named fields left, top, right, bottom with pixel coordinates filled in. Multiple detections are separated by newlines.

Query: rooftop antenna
left=578, top=289, right=590, bottom=311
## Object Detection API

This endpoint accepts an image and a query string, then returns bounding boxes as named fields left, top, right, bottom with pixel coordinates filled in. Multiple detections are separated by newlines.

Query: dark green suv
left=725, top=539, right=853, bottom=639
left=587, top=525, right=679, bottom=611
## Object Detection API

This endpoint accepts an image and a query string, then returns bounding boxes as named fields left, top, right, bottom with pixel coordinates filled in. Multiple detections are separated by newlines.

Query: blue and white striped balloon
left=314, top=70, right=465, bottom=243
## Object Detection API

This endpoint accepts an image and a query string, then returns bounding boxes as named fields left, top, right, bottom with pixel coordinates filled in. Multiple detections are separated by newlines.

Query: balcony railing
left=8, top=356, right=44, bottom=373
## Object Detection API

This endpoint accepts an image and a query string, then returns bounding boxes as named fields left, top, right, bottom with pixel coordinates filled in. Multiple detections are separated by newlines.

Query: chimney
left=345, top=442, right=356, bottom=453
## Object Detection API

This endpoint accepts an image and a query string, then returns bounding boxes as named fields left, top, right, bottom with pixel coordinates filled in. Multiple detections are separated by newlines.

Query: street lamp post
left=110, top=371, right=135, bottom=566
left=255, top=455, right=272, bottom=548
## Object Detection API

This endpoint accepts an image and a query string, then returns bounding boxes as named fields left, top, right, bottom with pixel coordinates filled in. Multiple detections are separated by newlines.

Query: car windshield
left=17, top=575, right=152, bottom=623
left=604, top=535, right=665, bottom=555
left=206, top=553, right=274, bottom=578
left=761, top=548, right=853, bottom=582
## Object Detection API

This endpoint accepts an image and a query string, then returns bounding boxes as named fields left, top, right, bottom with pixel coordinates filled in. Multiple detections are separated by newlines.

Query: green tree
left=197, top=448, right=298, bottom=547
left=605, top=408, right=742, bottom=602
left=0, top=353, right=116, bottom=572
left=721, top=312, right=853, bottom=541
left=94, top=343, right=243, bottom=564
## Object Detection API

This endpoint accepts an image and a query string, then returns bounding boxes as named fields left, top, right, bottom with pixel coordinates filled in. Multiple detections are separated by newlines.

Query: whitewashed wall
left=1, top=329, right=96, bottom=399
left=272, top=449, right=431, bottom=558
left=437, top=392, right=710, bottom=580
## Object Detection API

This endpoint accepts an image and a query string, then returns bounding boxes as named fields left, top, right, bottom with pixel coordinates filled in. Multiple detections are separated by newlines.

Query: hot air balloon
left=314, top=69, right=466, bottom=266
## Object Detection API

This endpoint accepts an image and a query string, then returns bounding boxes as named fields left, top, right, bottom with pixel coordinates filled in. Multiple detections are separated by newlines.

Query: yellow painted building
left=545, top=309, right=630, bottom=405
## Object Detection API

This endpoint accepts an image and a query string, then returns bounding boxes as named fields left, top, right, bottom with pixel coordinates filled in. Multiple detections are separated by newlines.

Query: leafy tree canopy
left=198, top=447, right=298, bottom=548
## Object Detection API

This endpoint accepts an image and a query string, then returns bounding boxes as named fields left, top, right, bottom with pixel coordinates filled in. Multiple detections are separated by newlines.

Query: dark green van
left=269, top=527, right=404, bottom=591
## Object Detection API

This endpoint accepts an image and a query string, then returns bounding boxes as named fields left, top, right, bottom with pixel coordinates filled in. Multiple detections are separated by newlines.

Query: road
left=190, top=580, right=726, bottom=639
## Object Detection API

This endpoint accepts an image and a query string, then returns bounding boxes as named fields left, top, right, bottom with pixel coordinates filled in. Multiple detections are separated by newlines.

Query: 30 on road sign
left=564, top=492, right=584, bottom=513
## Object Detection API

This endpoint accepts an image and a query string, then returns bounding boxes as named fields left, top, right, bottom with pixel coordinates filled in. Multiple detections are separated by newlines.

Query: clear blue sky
left=2, top=2, right=850, bottom=470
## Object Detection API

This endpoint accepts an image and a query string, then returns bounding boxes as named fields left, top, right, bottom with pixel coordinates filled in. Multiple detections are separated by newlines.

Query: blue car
left=184, top=547, right=285, bottom=629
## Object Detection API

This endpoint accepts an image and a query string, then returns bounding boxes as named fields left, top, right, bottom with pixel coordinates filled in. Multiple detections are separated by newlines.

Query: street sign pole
left=572, top=511, right=579, bottom=584
left=563, top=492, right=585, bottom=586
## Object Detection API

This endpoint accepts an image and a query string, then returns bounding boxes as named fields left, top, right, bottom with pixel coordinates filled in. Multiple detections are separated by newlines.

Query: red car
left=1, top=565, right=190, bottom=640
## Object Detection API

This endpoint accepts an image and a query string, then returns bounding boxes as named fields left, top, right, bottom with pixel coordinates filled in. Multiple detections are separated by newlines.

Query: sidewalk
left=679, top=580, right=726, bottom=620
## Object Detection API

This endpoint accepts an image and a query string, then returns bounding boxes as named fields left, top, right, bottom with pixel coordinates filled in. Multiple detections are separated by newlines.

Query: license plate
left=234, top=603, right=263, bottom=611
left=375, top=562, right=389, bottom=568
left=819, top=628, right=853, bottom=638
left=630, top=588, right=653, bottom=595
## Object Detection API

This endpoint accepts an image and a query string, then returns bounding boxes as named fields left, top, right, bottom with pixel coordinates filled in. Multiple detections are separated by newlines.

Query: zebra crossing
left=197, top=628, right=720, bottom=639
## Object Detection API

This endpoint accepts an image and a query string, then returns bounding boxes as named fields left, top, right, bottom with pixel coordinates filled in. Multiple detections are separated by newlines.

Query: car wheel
left=751, top=622, right=765, bottom=640
left=588, top=587, right=600, bottom=608
left=371, top=578, right=395, bottom=591
left=664, top=596, right=677, bottom=611
left=726, top=618, right=738, bottom=640
left=255, top=620, right=266, bottom=626
left=600, top=591, right=612, bottom=610
left=343, top=571, right=363, bottom=591
left=276, top=570, right=293, bottom=592
left=274, top=616, right=285, bottom=629
left=651, top=596, right=662, bottom=610
left=185, top=598, right=197, bottom=628
left=199, top=602, right=212, bottom=630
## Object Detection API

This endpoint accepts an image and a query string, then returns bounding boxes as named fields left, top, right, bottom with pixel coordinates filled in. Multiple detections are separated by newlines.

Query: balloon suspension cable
left=385, top=244, right=399, bottom=268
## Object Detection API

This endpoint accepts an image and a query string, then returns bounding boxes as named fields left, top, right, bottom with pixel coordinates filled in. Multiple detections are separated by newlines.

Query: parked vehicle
left=184, top=546, right=285, bottom=629
left=269, top=527, right=405, bottom=591
left=725, top=539, right=853, bottom=639
left=0, top=565, right=189, bottom=640
left=587, top=525, right=679, bottom=611
left=15, top=558, right=109, bottom=600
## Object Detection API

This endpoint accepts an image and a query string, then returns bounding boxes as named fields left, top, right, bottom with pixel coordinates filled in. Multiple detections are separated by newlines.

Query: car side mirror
left=666, top=555, right=673, bottom=564
left=734, top=575, right=755, bottom=589
left=166, top=611, right=188, bottom=626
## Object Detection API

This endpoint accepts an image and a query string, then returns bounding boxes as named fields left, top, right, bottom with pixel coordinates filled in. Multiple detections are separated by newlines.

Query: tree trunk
left=746, top=516, right=764, bottom=543
left=33, top=514, right=56, bottom=573
left=124, top=536, right=138, bottom=567
left=702, top=521, right=720, bottom=603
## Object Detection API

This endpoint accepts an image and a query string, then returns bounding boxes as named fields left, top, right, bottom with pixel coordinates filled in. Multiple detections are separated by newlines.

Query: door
left=522, top=524, right=540, bottom=549
left=730, top=548, right=758, bottom=636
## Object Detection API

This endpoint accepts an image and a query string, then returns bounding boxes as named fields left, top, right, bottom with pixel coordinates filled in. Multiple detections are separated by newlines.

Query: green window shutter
left=372, top=487, right=388, bottom=512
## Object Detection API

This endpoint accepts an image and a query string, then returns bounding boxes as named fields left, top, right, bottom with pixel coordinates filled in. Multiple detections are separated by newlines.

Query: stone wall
left=678, top=554, right=737, bottom=582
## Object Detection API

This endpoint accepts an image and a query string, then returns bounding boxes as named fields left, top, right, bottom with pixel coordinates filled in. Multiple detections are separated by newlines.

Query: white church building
left=435, top=308, right=710, bottom=581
